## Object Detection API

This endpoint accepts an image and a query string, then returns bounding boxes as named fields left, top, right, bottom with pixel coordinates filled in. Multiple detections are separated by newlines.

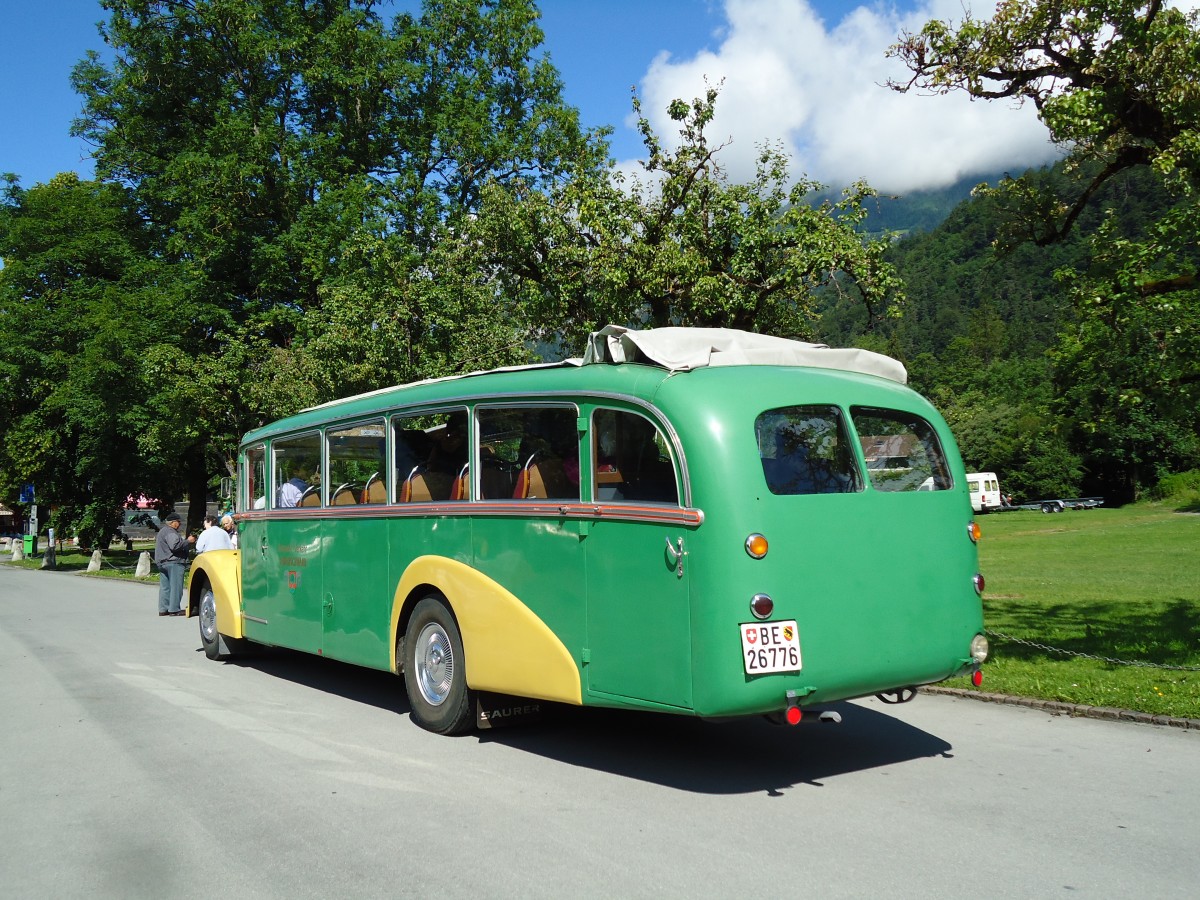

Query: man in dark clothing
left=154, top=512, right=194, bottom=616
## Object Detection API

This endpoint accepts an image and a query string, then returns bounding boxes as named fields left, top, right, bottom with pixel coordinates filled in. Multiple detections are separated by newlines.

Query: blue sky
left=0, top=0, right=1060, bottom=196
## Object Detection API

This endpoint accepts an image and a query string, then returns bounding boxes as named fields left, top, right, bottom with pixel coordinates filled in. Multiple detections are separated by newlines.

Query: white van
left=966, top=472, right=1002, bottom=513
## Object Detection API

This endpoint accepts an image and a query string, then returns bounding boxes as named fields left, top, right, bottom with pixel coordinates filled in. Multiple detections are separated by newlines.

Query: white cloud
left=629, top=0, right=1061, bottom=195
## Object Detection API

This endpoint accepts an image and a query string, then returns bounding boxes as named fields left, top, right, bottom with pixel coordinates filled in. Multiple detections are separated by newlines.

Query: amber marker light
left=968, top=521, right=981, bottom=543
left=745, top=533, right=768, bottom=558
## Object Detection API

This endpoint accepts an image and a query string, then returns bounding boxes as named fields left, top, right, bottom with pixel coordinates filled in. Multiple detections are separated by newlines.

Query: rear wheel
left=404, top=596, right=474, bottom=735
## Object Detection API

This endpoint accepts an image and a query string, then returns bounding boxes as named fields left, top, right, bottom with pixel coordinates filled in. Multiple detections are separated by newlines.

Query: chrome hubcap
left=415, top=622, right=454, bottom=707
left=200, top=590, right=217, bottom=643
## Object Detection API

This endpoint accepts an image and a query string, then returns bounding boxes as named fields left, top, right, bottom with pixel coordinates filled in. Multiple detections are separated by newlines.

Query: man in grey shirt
left=154, top=512, right=195, bottom=616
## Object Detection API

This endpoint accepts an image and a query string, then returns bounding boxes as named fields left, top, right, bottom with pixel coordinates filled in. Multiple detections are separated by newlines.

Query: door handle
left=665, top=536, right=685, bottom=578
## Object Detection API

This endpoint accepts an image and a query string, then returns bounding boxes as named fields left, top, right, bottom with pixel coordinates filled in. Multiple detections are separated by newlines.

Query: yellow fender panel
left=188, top=550, right=243, bottom=639
left=392, top=556, right=581, bottom=705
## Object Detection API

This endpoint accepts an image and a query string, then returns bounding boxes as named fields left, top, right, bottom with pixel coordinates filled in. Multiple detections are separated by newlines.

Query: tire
left=403, top=596, right=475, bottom=735
left=198, top=585, right=224, bottom=660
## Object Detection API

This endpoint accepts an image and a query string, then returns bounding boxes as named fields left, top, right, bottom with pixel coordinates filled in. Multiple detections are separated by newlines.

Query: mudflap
left=475, top=692, right=543, bottom=729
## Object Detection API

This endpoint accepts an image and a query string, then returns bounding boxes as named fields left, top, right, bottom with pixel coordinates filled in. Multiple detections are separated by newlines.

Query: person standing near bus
left=195, top=515, right=232, bottom=553
left=155, top=512, right=195, bottom=616
left=220, top=513, right=238, bottom=549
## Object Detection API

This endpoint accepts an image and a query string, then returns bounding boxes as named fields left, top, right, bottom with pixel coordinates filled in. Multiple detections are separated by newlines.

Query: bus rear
left=656, top=366, right=986, bottom=719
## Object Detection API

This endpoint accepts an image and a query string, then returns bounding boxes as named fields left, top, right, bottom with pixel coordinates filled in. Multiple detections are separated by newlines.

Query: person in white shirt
left=220, top=514, right=238, bottom=549
left=195, top=515, right=233, bottom=553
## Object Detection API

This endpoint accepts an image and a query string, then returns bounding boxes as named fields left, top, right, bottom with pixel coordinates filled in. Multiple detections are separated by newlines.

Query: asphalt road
left=2, top=564, right=1197, bottom=899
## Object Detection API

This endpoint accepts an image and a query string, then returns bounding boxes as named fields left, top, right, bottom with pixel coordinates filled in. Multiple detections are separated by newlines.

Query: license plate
left=740, top=620, right=802, bottom=674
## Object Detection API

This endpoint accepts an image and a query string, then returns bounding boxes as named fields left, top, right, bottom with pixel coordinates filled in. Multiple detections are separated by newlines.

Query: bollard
left=135, top=551, right=152, bottom=578
left=40, top=546, right=57, bottom=570
left=87, top=549, right=103, bottom=573
left=11, top=541, right=24, bottom=562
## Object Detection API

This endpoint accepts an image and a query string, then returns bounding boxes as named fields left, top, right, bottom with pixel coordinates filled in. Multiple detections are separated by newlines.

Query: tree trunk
left=185, top=449, right=211, bottom=534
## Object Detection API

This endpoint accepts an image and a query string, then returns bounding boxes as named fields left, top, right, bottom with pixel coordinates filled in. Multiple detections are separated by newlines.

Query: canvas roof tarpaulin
left=581, top=325, right=907, bottom=384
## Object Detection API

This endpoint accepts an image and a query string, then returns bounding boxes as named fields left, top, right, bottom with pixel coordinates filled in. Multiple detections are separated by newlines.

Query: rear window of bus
left=756, top=405, right=860, bottom=495
left=852, top=407, right=952, bottom=492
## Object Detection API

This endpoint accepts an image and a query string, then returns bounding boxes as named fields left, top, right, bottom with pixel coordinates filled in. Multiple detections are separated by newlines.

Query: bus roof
left=243, top=326, right=907, bottom=445
left=581, top=325, right=906, bottom=383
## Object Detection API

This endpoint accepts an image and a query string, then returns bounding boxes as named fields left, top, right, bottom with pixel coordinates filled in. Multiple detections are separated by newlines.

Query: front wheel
left=198, top=586, right=224, bottom=660
left=403, top=596, right=475, bottom=735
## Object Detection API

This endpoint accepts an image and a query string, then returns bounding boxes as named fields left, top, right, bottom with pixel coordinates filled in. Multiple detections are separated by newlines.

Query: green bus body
left=188, top=344, right=986, bottom=732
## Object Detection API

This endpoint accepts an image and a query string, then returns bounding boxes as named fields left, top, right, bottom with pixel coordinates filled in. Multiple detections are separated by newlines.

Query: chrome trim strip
left=235, top=502, right=704, bottom=528
left=242, top=613, right=268, bottom=625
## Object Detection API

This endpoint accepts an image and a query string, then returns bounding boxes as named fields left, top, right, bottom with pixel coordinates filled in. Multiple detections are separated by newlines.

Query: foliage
left=885, top=1, right=1200, bottom=500
left=1147, top=469, right=1200, bottom=508
left=889, top=0, right=1200, bottom=243
left=471, top=86, right=904, bottom=353
left=0, top=174, right=178, bottom=547
left=2, top=0, right=602, bottom=533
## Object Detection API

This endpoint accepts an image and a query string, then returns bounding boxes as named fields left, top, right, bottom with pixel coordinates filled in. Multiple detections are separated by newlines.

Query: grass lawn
left=941, top=502, right=1200, bottom=719
left=4, top=544, right=159, bottom=583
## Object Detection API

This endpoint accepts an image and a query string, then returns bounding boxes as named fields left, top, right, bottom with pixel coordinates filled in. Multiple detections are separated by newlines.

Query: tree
left=890, top=1, right=1200, bottom=243
left=0, top=174, right=182, bottom=547
left=60, top=0, right=602, bottom=524
left=889, top=0, right=1200, bottom=498
left=472, top=87, right=904, bottom=353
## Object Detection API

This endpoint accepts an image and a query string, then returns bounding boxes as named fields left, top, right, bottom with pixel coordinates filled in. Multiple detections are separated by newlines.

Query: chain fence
left=986, top=628, right=1200, bottom=672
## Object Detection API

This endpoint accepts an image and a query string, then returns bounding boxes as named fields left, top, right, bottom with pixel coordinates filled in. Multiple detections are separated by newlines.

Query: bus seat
left=331, top=483, right=358, bottom=505
left=401, top=466, right=429, bottom=502
left=450, top=463, right=470, bottom=501
left=363, top=472, right=386, bottom=504
left=480, top=461, right=516, bottom=499
left=299, top=486, right=321, bottom=507
left=514, top=452, right=570, bottom=500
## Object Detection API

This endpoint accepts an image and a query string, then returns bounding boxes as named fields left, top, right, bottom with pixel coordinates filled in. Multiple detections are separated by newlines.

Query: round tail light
left=750, top=593, right=774, bottom=619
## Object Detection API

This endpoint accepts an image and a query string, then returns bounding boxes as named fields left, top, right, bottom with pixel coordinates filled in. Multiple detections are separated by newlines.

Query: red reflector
left=972, top=670, right=983, bottom=687
left=785, top=706, right=802, bottom=725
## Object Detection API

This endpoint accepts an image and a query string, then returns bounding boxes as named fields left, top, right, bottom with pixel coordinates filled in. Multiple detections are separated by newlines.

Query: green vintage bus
left=187, top=326, right=987, bottom=734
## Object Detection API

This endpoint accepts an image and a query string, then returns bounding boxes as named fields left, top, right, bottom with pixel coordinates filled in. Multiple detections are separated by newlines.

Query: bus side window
left=274, top=433, right=322, bottom=508
left=592, top=409, right=679, bottom=504
left=328, top=420, right=386, bottom=505
left=393, top=410, right=469, bottom=502
left=477, top=406, right=580, bottom=501
left=244, top=444, right=267, bottom=510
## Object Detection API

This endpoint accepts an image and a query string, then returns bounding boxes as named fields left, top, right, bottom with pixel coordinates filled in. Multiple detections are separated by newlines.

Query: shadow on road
left=487, top=704, right=953, bottom=795
left=220, top=645, right=953, bottom=795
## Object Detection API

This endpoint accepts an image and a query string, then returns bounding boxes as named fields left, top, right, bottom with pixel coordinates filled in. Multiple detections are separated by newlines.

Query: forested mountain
left=820, top=160, right=1196, bottom=503
left=859, top=172, right=998, bottom=238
